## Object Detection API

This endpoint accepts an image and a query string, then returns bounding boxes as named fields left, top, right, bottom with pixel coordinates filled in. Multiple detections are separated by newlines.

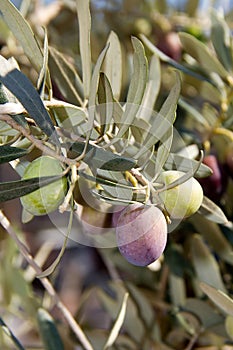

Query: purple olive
left=157, top=32, right=182, bottom=61
left=116, top=203, right=167, bottom=266
left=199, top=155, right=228, bottom=202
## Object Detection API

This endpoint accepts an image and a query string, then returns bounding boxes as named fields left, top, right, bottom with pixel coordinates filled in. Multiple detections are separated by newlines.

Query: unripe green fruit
left=116, top=204, right=167, bottom=266
left=160, top=170, right=203, bottom=219
left=20, top=156, right=68, bottom=216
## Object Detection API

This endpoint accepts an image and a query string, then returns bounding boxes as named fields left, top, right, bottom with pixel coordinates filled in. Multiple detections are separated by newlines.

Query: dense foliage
left=0, top=0, right=233, bottom=349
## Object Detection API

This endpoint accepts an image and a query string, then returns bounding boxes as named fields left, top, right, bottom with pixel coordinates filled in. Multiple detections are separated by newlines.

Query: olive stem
left=59, top=164, right=78, bottom=213
left=0, top=114, right=77, bottom=166
left=0, top=210, right=94, bottom=350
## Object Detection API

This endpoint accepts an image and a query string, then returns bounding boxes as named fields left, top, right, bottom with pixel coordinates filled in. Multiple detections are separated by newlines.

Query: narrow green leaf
left=70, top=142, right=136, bottom=171
left=184, top=298, right=224, bottom=329
left=49, top=47, right=83, bottom=105
left=198, top=195, right=228, bottom=224
left=169, top=273, right=186, bottom=306
left=154, top=73, right=182, bottom=175
left=0, top=145, right=28, bottom=163
left=179, top=32, right=229, bottom=78
left=104, top=31, right=122, bottom=100
left=37, top=308, right=64, bottom=350
left=0, top=317, right=25, bottom=350
left=178, top=98, right=209, bottom=127
left=137, top=54, right=161, bottom=123
left=155, top=126, right=174, bottom=176
left=96, top=169, right=134, bottom=203
left=103, top=293, right=129, bottom=350
left=164, top=153, right=212, bottom=178
left=79, top=169, right=138, bottom=190
left=97, top=72, right=115, bottom=135
left=45, top=100, right=86, bottom=130
left=200, top=282, right=233, bottom=316
left=211, top=9, right=233, bottom=72
left=135, top=73, right=181, bottom=159
left=0, top=175, right=63, bottom=203
left=0, top=0, right=43, bottom=73
left=0, top=56, right=59, bottom=145
left=76, top=0, right=92, bottom=98
left=113, top=37, right=148, bottom=143
left=190, top=213, right=233, bottom=265
left=190, top=234, right=227, bottom=292
left=37, top=28, right=52, bottom=98
left=140, top=34, right=214, bottom=84
left=159, top=151, right=203, bottom=192
left=83, top=43, right=109, bottom=154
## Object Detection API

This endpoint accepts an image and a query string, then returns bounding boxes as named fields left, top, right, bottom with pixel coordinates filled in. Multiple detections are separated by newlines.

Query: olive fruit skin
left=198, top=155, right=228, bottom=202
left=116, top=204, right=167, bottom=266
left=20, top=156, right=68, bottom=216
left=160, top=170, right=203, bottom=219
left=157, top=32, right=182, bottom=61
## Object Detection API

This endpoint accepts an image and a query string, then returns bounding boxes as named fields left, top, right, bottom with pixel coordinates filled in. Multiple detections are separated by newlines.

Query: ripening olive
left=116, top=203, right=167, bottom=266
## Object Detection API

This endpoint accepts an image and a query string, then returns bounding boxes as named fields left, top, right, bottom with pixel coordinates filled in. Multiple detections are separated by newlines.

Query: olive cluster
left=20, top=159, right=203, bottom=267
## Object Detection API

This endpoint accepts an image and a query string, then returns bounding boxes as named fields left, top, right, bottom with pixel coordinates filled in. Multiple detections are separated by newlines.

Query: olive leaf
left=37, top=308, right=64, bottom=350
left=200, top=282, right=233, bottom=317
left=84, top=43, right=109, bottom=154
left=37, top=28, right=52, bottom=98
left=0, top=56, right=59, bottom=146
left=0, top=145, right=28, bottom=164
left=178, top=98, right=210, bottom=127
left=45, top=100, right=86, bottom=130
left=0, top=0, right=43, bottom=73
left=49, top=47, right=83, bottom=105
left=0, top=175, right=64, bottom=203
left=164, top=153, right=212, bottom=178
left=211, top=9, right=233, bottom=73
left=190, top=234, right=227, bottom=292
left=70, top=141, right=136, bottom=171
left=198, top=195, right=228, bottom=224
left=97, top=72, right=115, bottom=136
left=111, top=37, right=148, bottom=143
left=190, top=213, right=233, bottom=265
left=96, top=169, right=134, bottom=203
left=136, top=54, right=161, bottom=123
left=76, top=0, right=92, bottom=98
left=140, top=34, right=213, bottom=84
left=135, top=73, right=181, bottom=160
left=104, top=31, right=122, bottom=100
left=179, top=32, right=229, bottom=79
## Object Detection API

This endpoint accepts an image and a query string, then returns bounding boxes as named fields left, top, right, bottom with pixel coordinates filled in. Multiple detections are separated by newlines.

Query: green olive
left=160, top=170, right=203, bottom=219
left=20, top=156, right=68, bottom=216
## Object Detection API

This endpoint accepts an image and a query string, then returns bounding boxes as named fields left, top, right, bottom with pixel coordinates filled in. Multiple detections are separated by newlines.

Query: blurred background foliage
left=1, top=0, right=233, bottom=349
